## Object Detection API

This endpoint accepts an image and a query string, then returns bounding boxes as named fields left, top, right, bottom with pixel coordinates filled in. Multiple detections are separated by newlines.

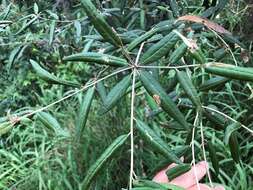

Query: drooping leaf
left=176, top=70, right=201, bottom=108
left=224, top=122, right=241, bottom=144
left=49, top=20, right=56, bottom=46
left=136, top=119, right=182, bottom=164
left=102, top=74, right=132, bottom=113
left=207, top=141, right=220, bottom=175
left=76, top=86, right=95, bottom=141
left=80, top=0, right=122, bottom=47
left=81, top=134, right=128, bottom=190
left=37, top=112, right=69, bottom=137
left=30, top=59, right=79, bottom=87
left=229, top=132, right=241, bottom=163
left=139, top=71, right=189, bottom=129
left=140, top=31, right=180, bottom=64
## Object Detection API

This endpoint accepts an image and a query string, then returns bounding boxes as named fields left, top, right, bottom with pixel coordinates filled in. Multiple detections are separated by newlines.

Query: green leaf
left=207, top=141, right=220, bottom=175
left=30, top=59, right=79, bottom=87
left=166, top=164, right=191, bottom=181
left=102, top=75, right=132, bottom=113
left=37, top=112, right=69, bottom=137
left=34, top=3, right=39, bottom=14
left=74, top=20, right=82, bottom=43
left=140, top=31, right=180, bottom=64
left=176, top=70, right=201, bottom=108
left=139, top=71, right=189, bottom=129
left=49, top=20, right=56, bottom=46
left=7, top=45, right=23, bottom=71
left=96, top=81, right=107, bottom=103
left=205, top=64, right=253, bottom=82
left=167, top=43, right=187, bottom=64
left=199, top=77, right=229, bottom=91
left=127, top=27, right=159, bottom=52
left=133, top=179, right=167, bottom=189
left=76, top=86, right=95, bottom=141
left=224, top=122, right=240, bottom=144
left=0, top=121, right=14, bottom=136
left=169, top=0, right=180, bottom=17
left=136, top=119, right=181, bottom=164
left=15, top=15, right=38, bottom=35
left=151, top=146, right=190, bottom=175
left=80, top=0, right=122, bottom=47
left=81, top=134, right=128, bottom=190
left=63, top=52, right=128, bottom=67
left=229, top=132, right=241, bottom=163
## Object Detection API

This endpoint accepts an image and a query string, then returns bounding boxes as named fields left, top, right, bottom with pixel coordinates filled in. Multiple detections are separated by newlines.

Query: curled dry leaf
left=177, top=15, right=231, bottom=35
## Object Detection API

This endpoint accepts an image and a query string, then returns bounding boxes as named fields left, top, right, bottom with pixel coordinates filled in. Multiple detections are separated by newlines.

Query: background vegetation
left=0, top=0, right=253, bottom=189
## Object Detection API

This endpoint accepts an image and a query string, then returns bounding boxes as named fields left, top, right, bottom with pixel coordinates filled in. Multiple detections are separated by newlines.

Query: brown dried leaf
left=153, top=94, right=161, bottom=106
left=177, top=15, right=231, bottom=35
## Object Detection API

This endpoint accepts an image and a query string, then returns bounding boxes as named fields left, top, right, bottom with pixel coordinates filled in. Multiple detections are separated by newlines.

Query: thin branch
left=202, top=106, right=253, bottom=134
left=192, top=111, right=200, bottom=190
left=129, top=68, right=136, bottom=189
left=199, top=111, right=213, bottom=188
left=129, top=42, right=145, bottom=189
left=210, top=28, right=238, bottom=66
left=17, top=66, right=132, bottom=121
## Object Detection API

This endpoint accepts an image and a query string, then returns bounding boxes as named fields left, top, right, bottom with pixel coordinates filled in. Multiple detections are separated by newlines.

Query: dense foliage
left=0, top=0, right=253, bottom=189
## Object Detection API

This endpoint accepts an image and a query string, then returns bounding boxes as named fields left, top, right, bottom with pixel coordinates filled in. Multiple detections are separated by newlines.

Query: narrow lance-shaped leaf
left=15, top=15, right=38, bottom=35
left=204, top=63, right=253, bottom=82
left=169, top=0, right=180, bottom=17
left=63, top=52, right=128, bottom=67
left=0, top=118, right=31, bottom=136
left=101, top=75, right=132, bottom=113
left=151, top=146, right=190, bottom=175
left=80, top=0, right=122, bottom=47
left=81, top=134, right=128, bottom=190
left=136, top=119, right=182, bottom=164
left=140, top=71, right=189, bottom=129
left=166, top=164, right=191, bottom=181
left=49, top=20, right=56, bottom=46
left=96, top=81, right=107, bottom=103
left=37, top=112, right=69, bottom=137
left=224, top=122, right=240, bottom=144
left=74, top=20, right=82, bottom=43
left=140, top=30, right=180, bottom=65
left=134, top=180, right=184, bottom=190
left=76, top=86, right=95, bottom=140
left=207, top=141, right=220, bottom=175
left=7, top=45, right=23, bottom=71
left=229, top=132, right=241, bottom=163
left=127, top=20, right=178, bottom=52
left=199, top=76, right=229, bottom=91
left=0, top=121, right=14, bottom=136
left=167, top=43, right=187, bottom=64
left=30, top=59, right=79, bottom=87
left=176, top=70, right=201, bottom=108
